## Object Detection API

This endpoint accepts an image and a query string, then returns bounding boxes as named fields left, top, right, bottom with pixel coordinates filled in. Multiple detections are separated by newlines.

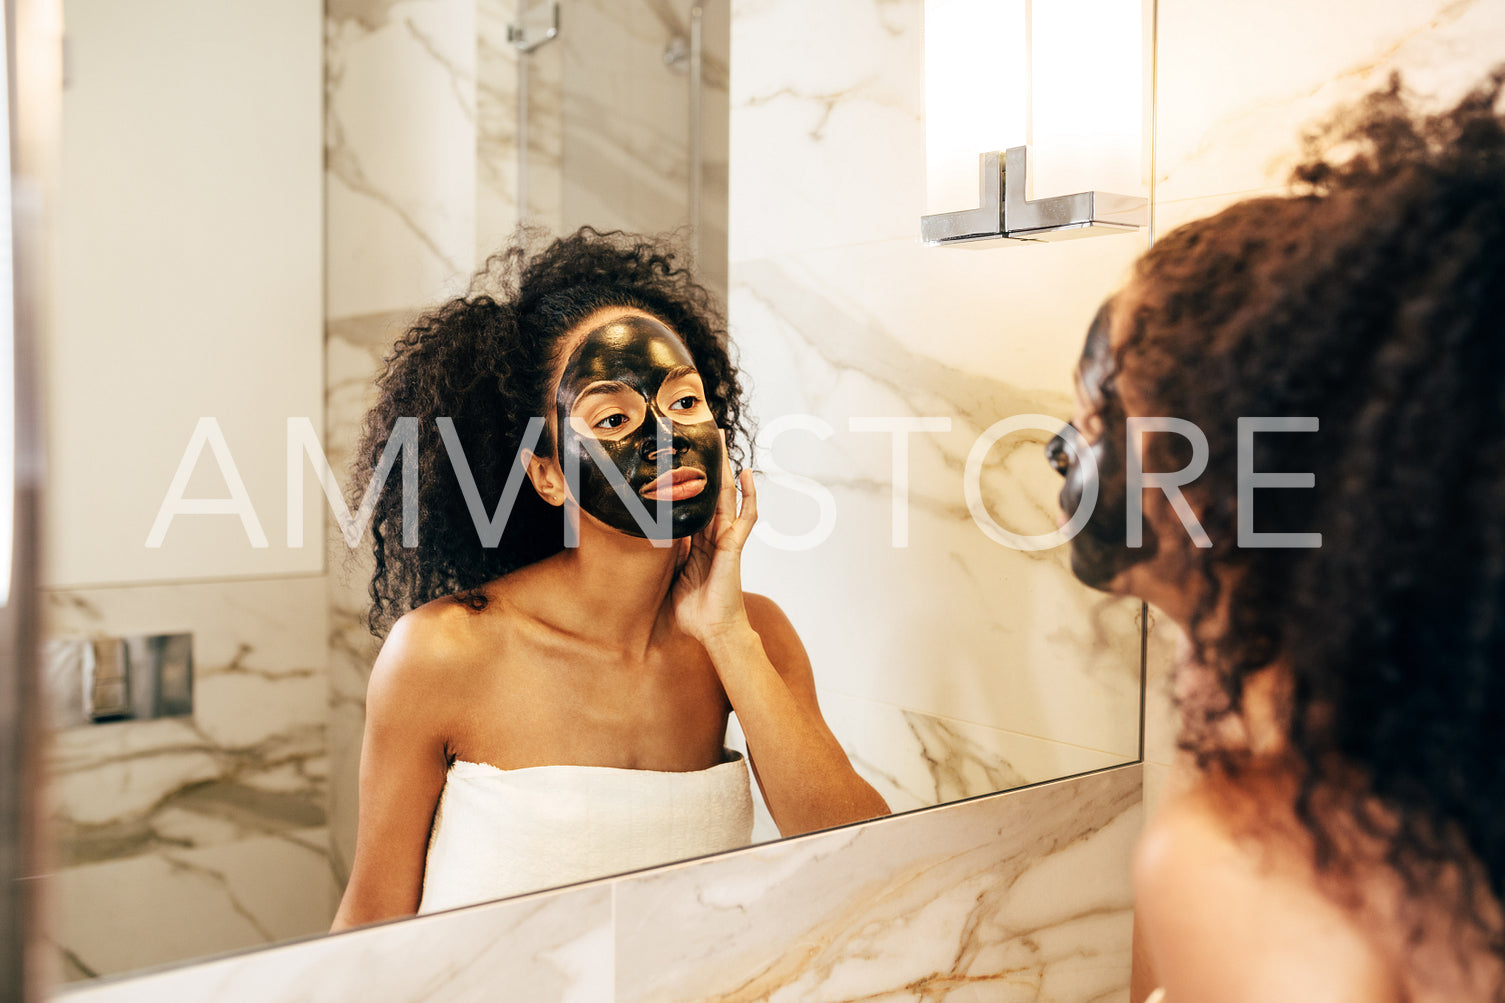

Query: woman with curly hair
left=1050, top=71, right=1505, bottom=1000
left=331, top=228, right=887, bottom=928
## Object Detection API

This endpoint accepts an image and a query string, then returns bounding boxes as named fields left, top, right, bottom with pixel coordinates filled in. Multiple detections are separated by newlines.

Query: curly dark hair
left=350, top=227, right=751, bottom=636
left=1110, top=70, right=1505, bottom=973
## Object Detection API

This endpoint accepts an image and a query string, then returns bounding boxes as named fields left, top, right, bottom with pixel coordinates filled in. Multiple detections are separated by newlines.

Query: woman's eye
left=1045, top=433, right=1073, bottom=476
left=669, top=395, right=699, bottom=411
left=595, top=413, right=628, bottom=430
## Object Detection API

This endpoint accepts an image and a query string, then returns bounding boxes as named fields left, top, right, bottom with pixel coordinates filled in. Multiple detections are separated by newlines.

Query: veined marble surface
left=41, top=578, right=335, bottom=980
left=729, top=0, right=924, bottom=262
left=1154, top=0, right=1505, bottom=208
left=733, top=249, right=1145, bottom=760
left=54, top=765, right=1139, bottom=1003
left=323, top=309, right=410, bottom=883
left=816, top=690, right=1129, bottom=815
left=556, top=0, right=730, bottom=296
left=326, top=0, right=480, bottom=318
left=55, top=882, right=614, bottom=1003
left=46, top=827, right=338, bottom=983
left=728, top=0, right=1147, bottom=778
left=617, top=765, right=1139, bottom=1003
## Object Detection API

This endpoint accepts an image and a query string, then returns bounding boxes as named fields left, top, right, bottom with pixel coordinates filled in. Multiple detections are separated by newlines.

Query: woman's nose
left=642, top=415, right=679, bottom=461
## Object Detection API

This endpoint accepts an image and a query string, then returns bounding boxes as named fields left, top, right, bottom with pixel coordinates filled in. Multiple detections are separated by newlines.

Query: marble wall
left=727, top=0, right=1148, bottom=819
left=1139, top=0, right=1505, bottom=821
left=554, top=0, right=730, bottom=296
left=55, top=764, right=1140, bottom=1003
left=41, top=583, right=336, bottom=981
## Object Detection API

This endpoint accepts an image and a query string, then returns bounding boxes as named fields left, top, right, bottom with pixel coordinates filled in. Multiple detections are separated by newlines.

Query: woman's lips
left=639, top=468, right=706, bottom=501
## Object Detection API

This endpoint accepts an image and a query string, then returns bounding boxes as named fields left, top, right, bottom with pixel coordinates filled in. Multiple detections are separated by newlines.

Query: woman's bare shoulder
left=368, top=596, right=503, bottom=706
left=742, top=592, right=791, bottom=633
left=741, top=593, right=807, bottom=659
left=1135, top=777, right=1401, bottom=1003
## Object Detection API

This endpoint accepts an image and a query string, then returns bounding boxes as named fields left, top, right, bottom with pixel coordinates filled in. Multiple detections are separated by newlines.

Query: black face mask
left=1046, top=299, right=1156, bottom=591
left=554, top=314, right=724, bottom=541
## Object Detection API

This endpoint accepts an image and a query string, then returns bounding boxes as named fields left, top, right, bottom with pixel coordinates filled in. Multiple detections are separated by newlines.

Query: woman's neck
left=528, top=517, right=682, bottom=654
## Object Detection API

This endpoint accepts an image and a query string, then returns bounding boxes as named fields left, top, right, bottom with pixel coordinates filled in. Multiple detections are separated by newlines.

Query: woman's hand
left=673, top=444, right=891, bottom=833
left=672, top=432, right=757, bottom=644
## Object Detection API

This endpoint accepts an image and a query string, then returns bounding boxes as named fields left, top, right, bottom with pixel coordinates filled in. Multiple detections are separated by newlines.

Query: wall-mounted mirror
left=38, top=0, right=1145, bottom=984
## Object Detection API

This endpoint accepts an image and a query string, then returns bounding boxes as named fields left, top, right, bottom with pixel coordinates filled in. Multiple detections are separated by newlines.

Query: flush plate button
left=43, top=632, right=194, bottom=728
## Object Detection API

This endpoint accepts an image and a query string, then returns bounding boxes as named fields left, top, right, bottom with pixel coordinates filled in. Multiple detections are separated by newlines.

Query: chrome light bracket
left=921, top=146, right=1148, bottom=247
left=510, top=1, right=560, bottom=52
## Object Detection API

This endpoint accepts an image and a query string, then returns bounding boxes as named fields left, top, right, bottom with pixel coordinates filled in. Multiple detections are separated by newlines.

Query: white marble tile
left=558, top=0, right=691, bottom=232
left=49, top=827, right=339, bottom=983
left=728, top=0, right=925, bottom=262
left=730, top=246, right=1144, bottom=756
left=1155, top=0, right=1505, bottom=204
left=475, top=0, right=524, bottom=254
left=615, top=765, right=1140, bottom=1002
left=731, top=233, right=1148, bottom=420
left=41, top=577, right=333, bottom=978
left=44, top=579, right=329, bottom=839
left=323, top=310, right=406, bottom=882
left=817, top=691, right=1130, bottom=814
left=326, top=0, right=480, bottom=318
left=516, top=17, right=566, bottom=232
left=51, top=767, right=1136, bottom=1003
left=725, top=693, right=1125, bottom=846
left=53, top=883, right=613, bottom=1003
left=553, top=0, right=730, bottom=295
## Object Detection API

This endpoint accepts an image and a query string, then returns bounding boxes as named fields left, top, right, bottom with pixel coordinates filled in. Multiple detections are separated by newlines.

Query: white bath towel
left=417, top=751, right=755, bottom=913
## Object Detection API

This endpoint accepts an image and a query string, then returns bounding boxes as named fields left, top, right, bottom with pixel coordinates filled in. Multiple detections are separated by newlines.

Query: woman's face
left=1049, top=293, right=1204, bottom=624
left=1047, top=299, right=1152, bottom=592
left=550, top=310, right=725, bottom=540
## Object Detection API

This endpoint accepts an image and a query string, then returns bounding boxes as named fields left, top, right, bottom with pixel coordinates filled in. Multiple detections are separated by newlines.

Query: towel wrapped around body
left=417, top=750, right=755, bottom=913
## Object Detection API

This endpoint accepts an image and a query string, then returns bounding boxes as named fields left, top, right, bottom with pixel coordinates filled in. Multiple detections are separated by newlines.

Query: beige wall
left=45, top=0, right=323, bottom=587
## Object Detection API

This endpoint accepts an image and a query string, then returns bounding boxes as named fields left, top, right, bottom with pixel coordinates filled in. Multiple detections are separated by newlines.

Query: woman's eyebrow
left=660, top=366, right=700, bottom=384
left=572, top=380, right=635, bottom=406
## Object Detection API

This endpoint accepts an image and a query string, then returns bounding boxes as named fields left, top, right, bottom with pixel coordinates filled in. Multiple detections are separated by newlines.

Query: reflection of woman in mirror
left=332, top=229, right=888, bottom=929
left=1052, top=73, right=1505, bottom=1001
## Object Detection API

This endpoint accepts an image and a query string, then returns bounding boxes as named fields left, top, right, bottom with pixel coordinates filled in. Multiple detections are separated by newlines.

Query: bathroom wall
left=1138, top=0, right=1505, bottom=822
left=56, top=764, right=1141, bottom=1002
left=44, top=0, right=324, bottom=587
left=39, top=0, right=334, bottom=982
left=554, top=0, right=730, bottom=298
left=727, top=0, right=1147, bottom=820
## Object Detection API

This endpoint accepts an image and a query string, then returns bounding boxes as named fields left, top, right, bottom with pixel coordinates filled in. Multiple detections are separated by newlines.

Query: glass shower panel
left=516, top=0, right=729, bottom=299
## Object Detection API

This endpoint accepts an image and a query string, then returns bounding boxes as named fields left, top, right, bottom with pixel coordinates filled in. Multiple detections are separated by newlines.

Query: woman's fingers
left=716, top=430, right=737, bottom=514
left=729, top=469, right=758, bottom=546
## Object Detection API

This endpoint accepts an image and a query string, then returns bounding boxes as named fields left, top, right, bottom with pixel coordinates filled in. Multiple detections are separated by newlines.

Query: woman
left=332, top=229, right=888, bottom=929
left=1051, top=73, right=1505, bottom=1000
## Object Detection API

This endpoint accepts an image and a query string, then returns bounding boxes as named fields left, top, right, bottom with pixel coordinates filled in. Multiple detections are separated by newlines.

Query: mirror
left=37, top=0, right=1143, bottom=983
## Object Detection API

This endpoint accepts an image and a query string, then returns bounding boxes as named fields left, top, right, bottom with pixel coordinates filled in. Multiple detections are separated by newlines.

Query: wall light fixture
left=921, top=0, right=1148, bottom=247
